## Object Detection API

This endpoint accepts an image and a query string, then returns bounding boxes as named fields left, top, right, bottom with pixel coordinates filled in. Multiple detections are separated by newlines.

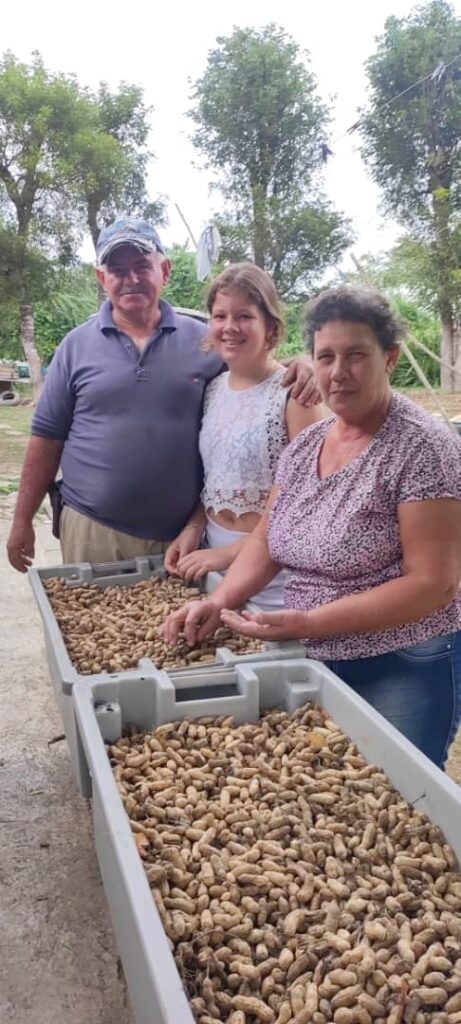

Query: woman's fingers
left=178, top=553, right=211, bottom=581
left=184, top=602, right=219, bottom=645
left=159, top=608, right=185, bottom=644
left=182, top=561, right=206, bottom=582
left=164, top=547, right=180, bottom=574
left=220, top=609, right=266, bottom=636
left=161, top=600, right=221, bottom=647
left=220, top=608, right=306, bottom=640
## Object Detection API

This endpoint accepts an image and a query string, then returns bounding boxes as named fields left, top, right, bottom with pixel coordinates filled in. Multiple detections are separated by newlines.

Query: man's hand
left=220, top=607, right=309, bottom=641
left=282, top=355, right=321, bottom=407
left=164, top=525, right=202, bottom=575
left=7, top=520, right=36, bottom=573
left=176, top=546, right=234, bottom=582
left=160, top=599, right=222, bottom=646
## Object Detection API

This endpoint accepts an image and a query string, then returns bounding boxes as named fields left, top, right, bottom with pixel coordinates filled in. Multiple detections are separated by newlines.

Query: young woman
left=164, top=263, right=323, bottom=609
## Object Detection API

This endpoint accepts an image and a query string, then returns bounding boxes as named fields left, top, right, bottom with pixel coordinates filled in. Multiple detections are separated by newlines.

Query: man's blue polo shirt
left=32, top=300, right=224, bottom=539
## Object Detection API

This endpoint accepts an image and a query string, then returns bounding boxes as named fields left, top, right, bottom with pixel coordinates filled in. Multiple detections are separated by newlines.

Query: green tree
left=279, top=303, right=304, bottom=359
left=391, top=296, right=442, bottom=388
left=190, top=24, right=351, bottom=298
left=34, top=265, right=98, bottom=364
left=0, top=52, right=92, bottom=396
left=163, top=246, right=207, bottom=311
left=68, top=82, right=166, bottom=254
left=0, top=54, right=165, bottom=393
left=360, top=0, right=461, bottom=390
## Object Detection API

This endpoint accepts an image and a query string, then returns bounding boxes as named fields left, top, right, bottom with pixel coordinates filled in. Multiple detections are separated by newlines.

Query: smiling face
left=209, top=288, right=274, bottom=374
left=313, top=320, right=400, bottom=422
left=96, top=244, right=171, bottom=323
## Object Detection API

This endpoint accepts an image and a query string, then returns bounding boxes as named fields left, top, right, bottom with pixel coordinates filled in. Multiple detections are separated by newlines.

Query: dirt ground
left=0, top=496, right=133, bottom=1024
left=1, top=391, right=461, bottom=1023
left=404, top=387, right=461, bottom=419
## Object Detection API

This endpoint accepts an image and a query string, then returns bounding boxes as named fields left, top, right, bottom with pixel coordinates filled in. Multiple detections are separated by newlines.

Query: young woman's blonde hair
left=203, top=262, right=284, bottom=351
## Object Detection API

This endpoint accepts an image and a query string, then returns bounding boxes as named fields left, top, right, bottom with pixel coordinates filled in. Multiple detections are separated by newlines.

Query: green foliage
left=0, top=52, right=97, bottom=382
left=0, top=51, right=91, bottom=245
left=0, top=52, right=164, bottom=384
left=163, top=246, right=207, bottom=311
left=68, top=81, right=166, bottom=250
left=391, top=297, right=441, bottom=387
left=190, top=24, right=351, bottom=298
left=0, top=223, right=56, bottom=303
left=361, top=1, right=461, bottom=230
left=279, top=303, right=304, bottom=358
left=34, top=266, right=98, bottom=364
left=360, top=0, right=461, bottom=389
left=0, top=298, right=20, bottom=359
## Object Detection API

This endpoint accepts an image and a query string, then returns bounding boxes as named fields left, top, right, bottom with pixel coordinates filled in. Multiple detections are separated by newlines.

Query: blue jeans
left=323, top=631, right=461, bottom=768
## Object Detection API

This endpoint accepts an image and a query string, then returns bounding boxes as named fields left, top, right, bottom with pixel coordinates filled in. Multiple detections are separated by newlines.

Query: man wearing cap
left=7, top=217, right=317, bottom=571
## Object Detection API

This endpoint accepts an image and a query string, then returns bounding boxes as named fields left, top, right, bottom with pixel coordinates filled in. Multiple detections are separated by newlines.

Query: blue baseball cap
left=97, top=217, right=165, bottom=265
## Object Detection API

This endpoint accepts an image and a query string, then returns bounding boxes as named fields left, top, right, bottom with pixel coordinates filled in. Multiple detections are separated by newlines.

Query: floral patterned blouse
left=269, top=392, right=461, bottom=660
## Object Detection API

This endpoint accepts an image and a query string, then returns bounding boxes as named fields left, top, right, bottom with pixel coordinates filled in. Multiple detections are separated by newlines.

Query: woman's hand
left=177, top=545, right=235, bottom=581
left=281, top=355, right=321, bottom=407
left=160, top=599, right=222, bottom=646
left=164, top=525, right=202, bottom=575
left=220, top=607, right=309, bottom=641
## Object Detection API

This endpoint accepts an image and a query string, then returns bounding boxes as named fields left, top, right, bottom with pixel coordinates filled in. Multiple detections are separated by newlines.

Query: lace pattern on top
left=199, top=368, right=288, bottom=516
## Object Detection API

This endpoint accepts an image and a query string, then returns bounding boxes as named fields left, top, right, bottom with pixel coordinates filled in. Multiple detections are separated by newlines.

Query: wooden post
left=174, top=204, right=198, bottom=250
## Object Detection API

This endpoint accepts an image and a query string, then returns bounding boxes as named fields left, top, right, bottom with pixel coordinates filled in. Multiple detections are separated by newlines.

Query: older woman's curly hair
left=305, top=286, right=406, bottom=353
left=203, top=262, right=284, bottom=351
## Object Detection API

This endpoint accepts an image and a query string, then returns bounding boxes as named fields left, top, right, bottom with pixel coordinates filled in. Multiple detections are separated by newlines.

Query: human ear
left=386, top=346, right=401, bottom=375
left=160, top=259, right=172, bottom=286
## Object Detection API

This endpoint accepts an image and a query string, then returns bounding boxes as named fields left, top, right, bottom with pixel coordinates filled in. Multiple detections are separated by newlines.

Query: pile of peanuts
left=44, top=576, right=264, bottom=674
left=109, top=702, right=461, bottom=1024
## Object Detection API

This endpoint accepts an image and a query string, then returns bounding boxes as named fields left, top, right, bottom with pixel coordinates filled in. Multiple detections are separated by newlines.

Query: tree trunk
left=20, top=293, right=43, bottom=403
left=431, top=177, right=461, bottom=392
left=453, top=320, right=461, bottom=392
left=88, top=203, right=106, bottom=306
left=441, top=316, right=461, bottom=392
left=251, top=185, right=269, bottom=268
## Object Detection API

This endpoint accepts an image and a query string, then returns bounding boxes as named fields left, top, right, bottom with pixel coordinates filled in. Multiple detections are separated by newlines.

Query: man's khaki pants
left=59, top=506, right=167, bottom=564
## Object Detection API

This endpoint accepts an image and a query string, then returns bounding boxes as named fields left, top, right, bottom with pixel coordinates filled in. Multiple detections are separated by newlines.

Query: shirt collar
left=98, top=298, right=177, bottom=335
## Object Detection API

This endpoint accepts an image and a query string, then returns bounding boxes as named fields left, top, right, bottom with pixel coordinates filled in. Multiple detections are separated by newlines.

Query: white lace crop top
left=199, top=368, right=288, bottom=516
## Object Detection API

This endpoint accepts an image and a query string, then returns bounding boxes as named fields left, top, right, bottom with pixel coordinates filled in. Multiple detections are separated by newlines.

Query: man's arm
left=7, top=437, right=64, bottom=572
left=281, top=354, right=321, bottom=407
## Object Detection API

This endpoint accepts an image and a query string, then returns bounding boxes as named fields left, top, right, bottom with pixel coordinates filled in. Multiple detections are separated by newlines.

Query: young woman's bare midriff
left=207, top=507, right=261, bottom=533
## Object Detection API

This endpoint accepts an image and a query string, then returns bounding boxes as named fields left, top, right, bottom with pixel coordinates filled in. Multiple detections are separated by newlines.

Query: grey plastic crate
left=73, top=659, right=461, bottom=1024
left=29, top=557, right=305, bottom=793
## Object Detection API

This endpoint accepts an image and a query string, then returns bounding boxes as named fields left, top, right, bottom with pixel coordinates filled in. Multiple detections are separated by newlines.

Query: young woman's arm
left=175, top=536, right=249, bottom=581
left=164, top=504, right=207, bottom=574
left=161, top=490, right=280, bottom=645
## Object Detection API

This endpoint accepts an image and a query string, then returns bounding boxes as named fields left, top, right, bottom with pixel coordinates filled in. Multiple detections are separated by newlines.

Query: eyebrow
left=212, top=305, right=255, bottom=313
left=316, top=343, right=369, bottom=353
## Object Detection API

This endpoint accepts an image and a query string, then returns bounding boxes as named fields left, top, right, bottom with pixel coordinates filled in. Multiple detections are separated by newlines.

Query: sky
left=5, top=0, right=461, bottom=270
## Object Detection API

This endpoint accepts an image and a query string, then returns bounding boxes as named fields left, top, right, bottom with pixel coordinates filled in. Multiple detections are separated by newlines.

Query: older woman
left=162, top=287, right=461, bottom=767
